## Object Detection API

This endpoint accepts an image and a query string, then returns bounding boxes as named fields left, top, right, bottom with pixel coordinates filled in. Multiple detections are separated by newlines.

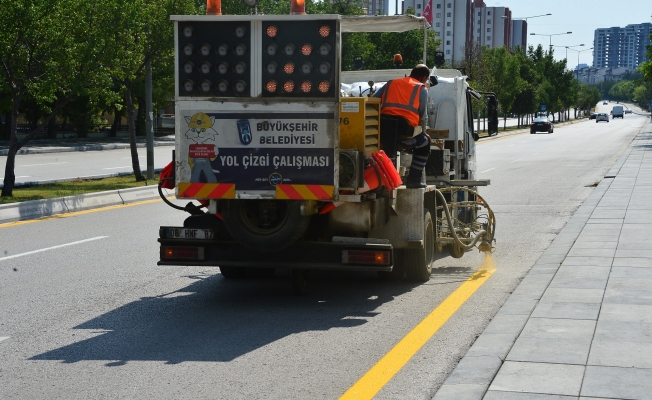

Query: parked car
left=589, top=112, right=598, bottom=120
left=530, top=117, right=554, bottom=134
left=596, top=113, right=609, bottom=122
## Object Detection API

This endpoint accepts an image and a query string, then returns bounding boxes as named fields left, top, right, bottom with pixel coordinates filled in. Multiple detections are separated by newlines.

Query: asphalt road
left=0, top=145, right=174, bottom=185
left=0, top=108, right=648, bottom=399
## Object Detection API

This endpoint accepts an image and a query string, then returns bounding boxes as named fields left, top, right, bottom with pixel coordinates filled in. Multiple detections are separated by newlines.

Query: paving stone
left=541, top=247, right=572, bottom=256
left=432, top=384, right=486, bottom=400
left=519, top=273, right=556, bottom=287
left=548, top=274, right=608, bottom=290
left=465, top=334, right=515, bottom=358
left=590, top=209, right=626, bottom=219
left=561, top=257, right=614, bottom=267
left=510, top=281, right=552, bottom=300
left=615, top=249, right=652, bottom=258
left=566, top=247, right=616, bottom=257
left=588, top=339, right=652, bottom=368
left=482, top=314, right=530, bottom=336
left=579, top=397, right=623, bottom=400
left=569, top=241, right=618, bottom=250
left=540, top=288, right=604, bottom=304
left=599, top=303, right=652, bottom=323
left=489, top=361, right=584, bottom=396
left=610, top=266, right=652, bottom=279
left=485, top=391, right=577, bottom=400
left=554, top=265, right=610, bottom=278
left=616, top=242, right=652, bottom=250
left=612, top=257, right=652, bottom=268
left=506, top=319, right=595, bottom=365
left=581, top=365, right=652, bottom=399
left=536, top=254, right=569, bottom=264
left=444, top=356, right=503, bottom=385
left=607, top=276, right=652, bottom=292
left=531, top=301, right=600, bottom=320
left=592, top=320, right=652, bottom=343
left=603, top=288, right=652, bottom=305
left=495, top=296, right=540, bottom=316
left=581, top=223, right=622, bottom=231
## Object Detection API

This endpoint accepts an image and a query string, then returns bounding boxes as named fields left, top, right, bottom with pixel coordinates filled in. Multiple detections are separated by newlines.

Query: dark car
left=530, top=117, right=554, bottom=134
left=589, top=112, right=597, bottom=120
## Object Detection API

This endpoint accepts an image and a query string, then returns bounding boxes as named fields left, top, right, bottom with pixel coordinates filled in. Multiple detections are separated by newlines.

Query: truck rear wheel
left=405, top=209, right=435, bottom=282
left=223, top=200, right=310, bottom=252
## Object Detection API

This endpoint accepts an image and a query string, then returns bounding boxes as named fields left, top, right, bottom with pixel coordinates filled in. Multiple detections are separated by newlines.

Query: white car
left=596, top=113, right=609, bottom=123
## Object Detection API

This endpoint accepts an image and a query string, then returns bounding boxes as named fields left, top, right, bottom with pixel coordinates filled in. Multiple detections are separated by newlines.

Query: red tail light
left=161, top=246, right=205, bottom=260
left=342, top=250, right=390, bottom=265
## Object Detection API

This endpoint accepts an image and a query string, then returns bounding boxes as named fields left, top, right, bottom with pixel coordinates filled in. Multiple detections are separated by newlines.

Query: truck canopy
left=341, top=15, right=430, bottom=32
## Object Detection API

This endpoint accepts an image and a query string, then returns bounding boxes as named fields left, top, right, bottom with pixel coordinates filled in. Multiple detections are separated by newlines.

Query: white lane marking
left=15, top=176, right=31, bottom=178
left=0, top=337, right=9, bottom=343
left=510, top=159, right=520, bottom=163
left=102, top=166, right=132, bottom=170
left=480, top=168, right=495, bottom=173
left=532, top=153, right=539, bottom=156
left=0, top=237, right=109, bottom=262
left=21, top=162, right=69, bottom=167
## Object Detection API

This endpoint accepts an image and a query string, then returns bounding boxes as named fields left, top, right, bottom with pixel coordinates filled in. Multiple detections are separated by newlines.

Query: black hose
left=158, top=178, right=206, bottom=215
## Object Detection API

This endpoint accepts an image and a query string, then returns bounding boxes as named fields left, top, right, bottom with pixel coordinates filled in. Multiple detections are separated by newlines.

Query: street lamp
left=568, top=47, right=593, bottom=81
left=502, top=14, right=551, bottom=52
left=530, top=31, right=573, bottom=48
left=501, top=13, right=552, bottom=23
left=554, top=44, right=584, bottom=61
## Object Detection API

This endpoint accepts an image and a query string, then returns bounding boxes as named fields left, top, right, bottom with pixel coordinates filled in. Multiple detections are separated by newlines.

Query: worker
left=374, top=64, right=430, bottom=188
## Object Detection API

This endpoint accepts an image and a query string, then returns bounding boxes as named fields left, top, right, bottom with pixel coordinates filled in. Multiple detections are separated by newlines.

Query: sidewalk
left=0, top=135, right=174, bottom=156
left=435, top=118, right=652, bottom=398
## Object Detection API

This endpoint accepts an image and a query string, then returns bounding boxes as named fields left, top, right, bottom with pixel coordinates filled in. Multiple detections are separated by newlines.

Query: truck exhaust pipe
left=206, top=0, right=222, bottom=15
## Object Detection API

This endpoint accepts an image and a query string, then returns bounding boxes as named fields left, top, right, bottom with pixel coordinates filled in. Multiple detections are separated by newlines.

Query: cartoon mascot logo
left=185, top=112, right=220, bottom=183
left=184, top=112, right=218, bottom=144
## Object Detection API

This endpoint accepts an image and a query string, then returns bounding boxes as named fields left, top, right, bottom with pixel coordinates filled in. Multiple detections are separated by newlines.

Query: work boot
left=405, top=173, right=426, bottom=189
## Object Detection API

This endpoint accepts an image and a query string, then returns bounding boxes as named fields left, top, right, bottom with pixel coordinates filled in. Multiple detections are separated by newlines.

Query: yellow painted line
left=340, top=254, right=496, bottom=400
left=0, top=198, right=166, bottom=229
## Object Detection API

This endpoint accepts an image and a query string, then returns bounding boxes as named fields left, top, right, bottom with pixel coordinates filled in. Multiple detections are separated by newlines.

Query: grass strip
left=0, top=174, right=160, bottom=205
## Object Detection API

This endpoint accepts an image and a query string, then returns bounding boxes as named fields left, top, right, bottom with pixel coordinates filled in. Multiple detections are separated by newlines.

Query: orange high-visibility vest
left=380, top=77, right=424, bottom=127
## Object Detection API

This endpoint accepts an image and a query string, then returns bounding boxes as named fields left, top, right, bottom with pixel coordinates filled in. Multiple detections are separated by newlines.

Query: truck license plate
left=165, top=228, right=214, bottom=240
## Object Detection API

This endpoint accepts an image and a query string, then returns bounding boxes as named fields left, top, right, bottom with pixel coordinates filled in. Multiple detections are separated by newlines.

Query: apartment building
left=593, top=23, right=652, bottom=69
left=401, top=0, right=516, bottom=65
left=364, top=0, right=391, bottom=15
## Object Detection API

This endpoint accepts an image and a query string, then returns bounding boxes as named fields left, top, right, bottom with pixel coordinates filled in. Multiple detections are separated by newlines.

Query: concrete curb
left=477, top=118, right=587, bottom=142
left=0, top=140, right=174, bottom=156
left=0, top=185, right=175, bottom=224
left=1, top=168, right=164, bottom=189
left=433, top=117, right=652, bottom=399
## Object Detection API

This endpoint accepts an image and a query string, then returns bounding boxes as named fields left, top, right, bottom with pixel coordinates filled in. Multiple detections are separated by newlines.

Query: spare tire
left=222, top=200, right=310, bottom=252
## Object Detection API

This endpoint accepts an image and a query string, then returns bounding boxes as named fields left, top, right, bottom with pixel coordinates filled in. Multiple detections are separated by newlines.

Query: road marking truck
left=157, top=12, right=497, bottom=293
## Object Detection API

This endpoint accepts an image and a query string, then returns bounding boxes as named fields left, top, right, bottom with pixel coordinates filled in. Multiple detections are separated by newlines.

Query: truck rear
left=158, top=14, right=496, bottom=293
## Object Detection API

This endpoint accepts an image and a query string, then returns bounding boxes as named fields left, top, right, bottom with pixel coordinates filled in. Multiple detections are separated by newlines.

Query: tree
left=105, top=0, right=198, bottom=182
left=0, top=0, right=117, bottom=196
left=484, top=47, right=521, bottom=130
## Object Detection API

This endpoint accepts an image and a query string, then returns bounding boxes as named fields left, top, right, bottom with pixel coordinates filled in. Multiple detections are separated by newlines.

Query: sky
left=489, top=0, right=652, bottom=69
left=386, top=0, right=652, bottom=70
